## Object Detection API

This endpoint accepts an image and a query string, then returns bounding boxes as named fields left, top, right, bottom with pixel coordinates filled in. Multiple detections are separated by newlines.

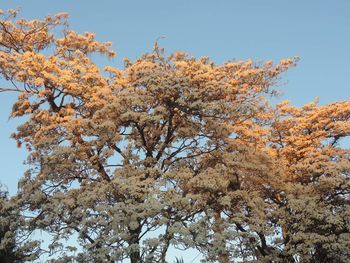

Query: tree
left=0, top=183, right=40, bottom=262
left=0, top=9, right=349, bottom=262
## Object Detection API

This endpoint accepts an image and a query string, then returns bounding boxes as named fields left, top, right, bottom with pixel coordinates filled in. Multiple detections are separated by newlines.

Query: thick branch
left=0, top=87, right=26, bottom=93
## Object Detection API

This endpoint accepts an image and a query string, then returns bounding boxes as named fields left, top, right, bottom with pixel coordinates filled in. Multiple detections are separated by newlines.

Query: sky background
left=0, top=0, right=349, bottom=261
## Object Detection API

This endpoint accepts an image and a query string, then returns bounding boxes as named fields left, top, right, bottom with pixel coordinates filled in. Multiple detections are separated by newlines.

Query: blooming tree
left=0, top=10, right=349, bottom=262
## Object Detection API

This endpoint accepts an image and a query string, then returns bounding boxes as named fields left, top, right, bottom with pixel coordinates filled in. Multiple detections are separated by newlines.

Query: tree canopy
left=0, top=9, right=349, bottom=263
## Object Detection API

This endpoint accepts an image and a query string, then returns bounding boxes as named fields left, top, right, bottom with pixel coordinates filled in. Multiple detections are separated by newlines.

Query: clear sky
left=0, top=0, right=349, bottom=260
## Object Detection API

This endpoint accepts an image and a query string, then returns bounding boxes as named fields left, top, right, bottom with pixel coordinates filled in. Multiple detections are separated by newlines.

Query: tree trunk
left=130, top=250, right=142, bottom=263
left=213, top=210, right=230, bottom=263
left=128, top=222, right=142, bottom=263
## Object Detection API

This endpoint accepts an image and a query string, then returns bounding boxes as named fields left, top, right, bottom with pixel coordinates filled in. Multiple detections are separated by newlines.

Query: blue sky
left=0, top=1, right=349, bottom=261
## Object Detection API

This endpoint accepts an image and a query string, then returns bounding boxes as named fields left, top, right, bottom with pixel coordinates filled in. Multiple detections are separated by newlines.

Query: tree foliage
left=0, top=183, right=40, bottom=262
left=0, top=9, right=349, bottom=263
